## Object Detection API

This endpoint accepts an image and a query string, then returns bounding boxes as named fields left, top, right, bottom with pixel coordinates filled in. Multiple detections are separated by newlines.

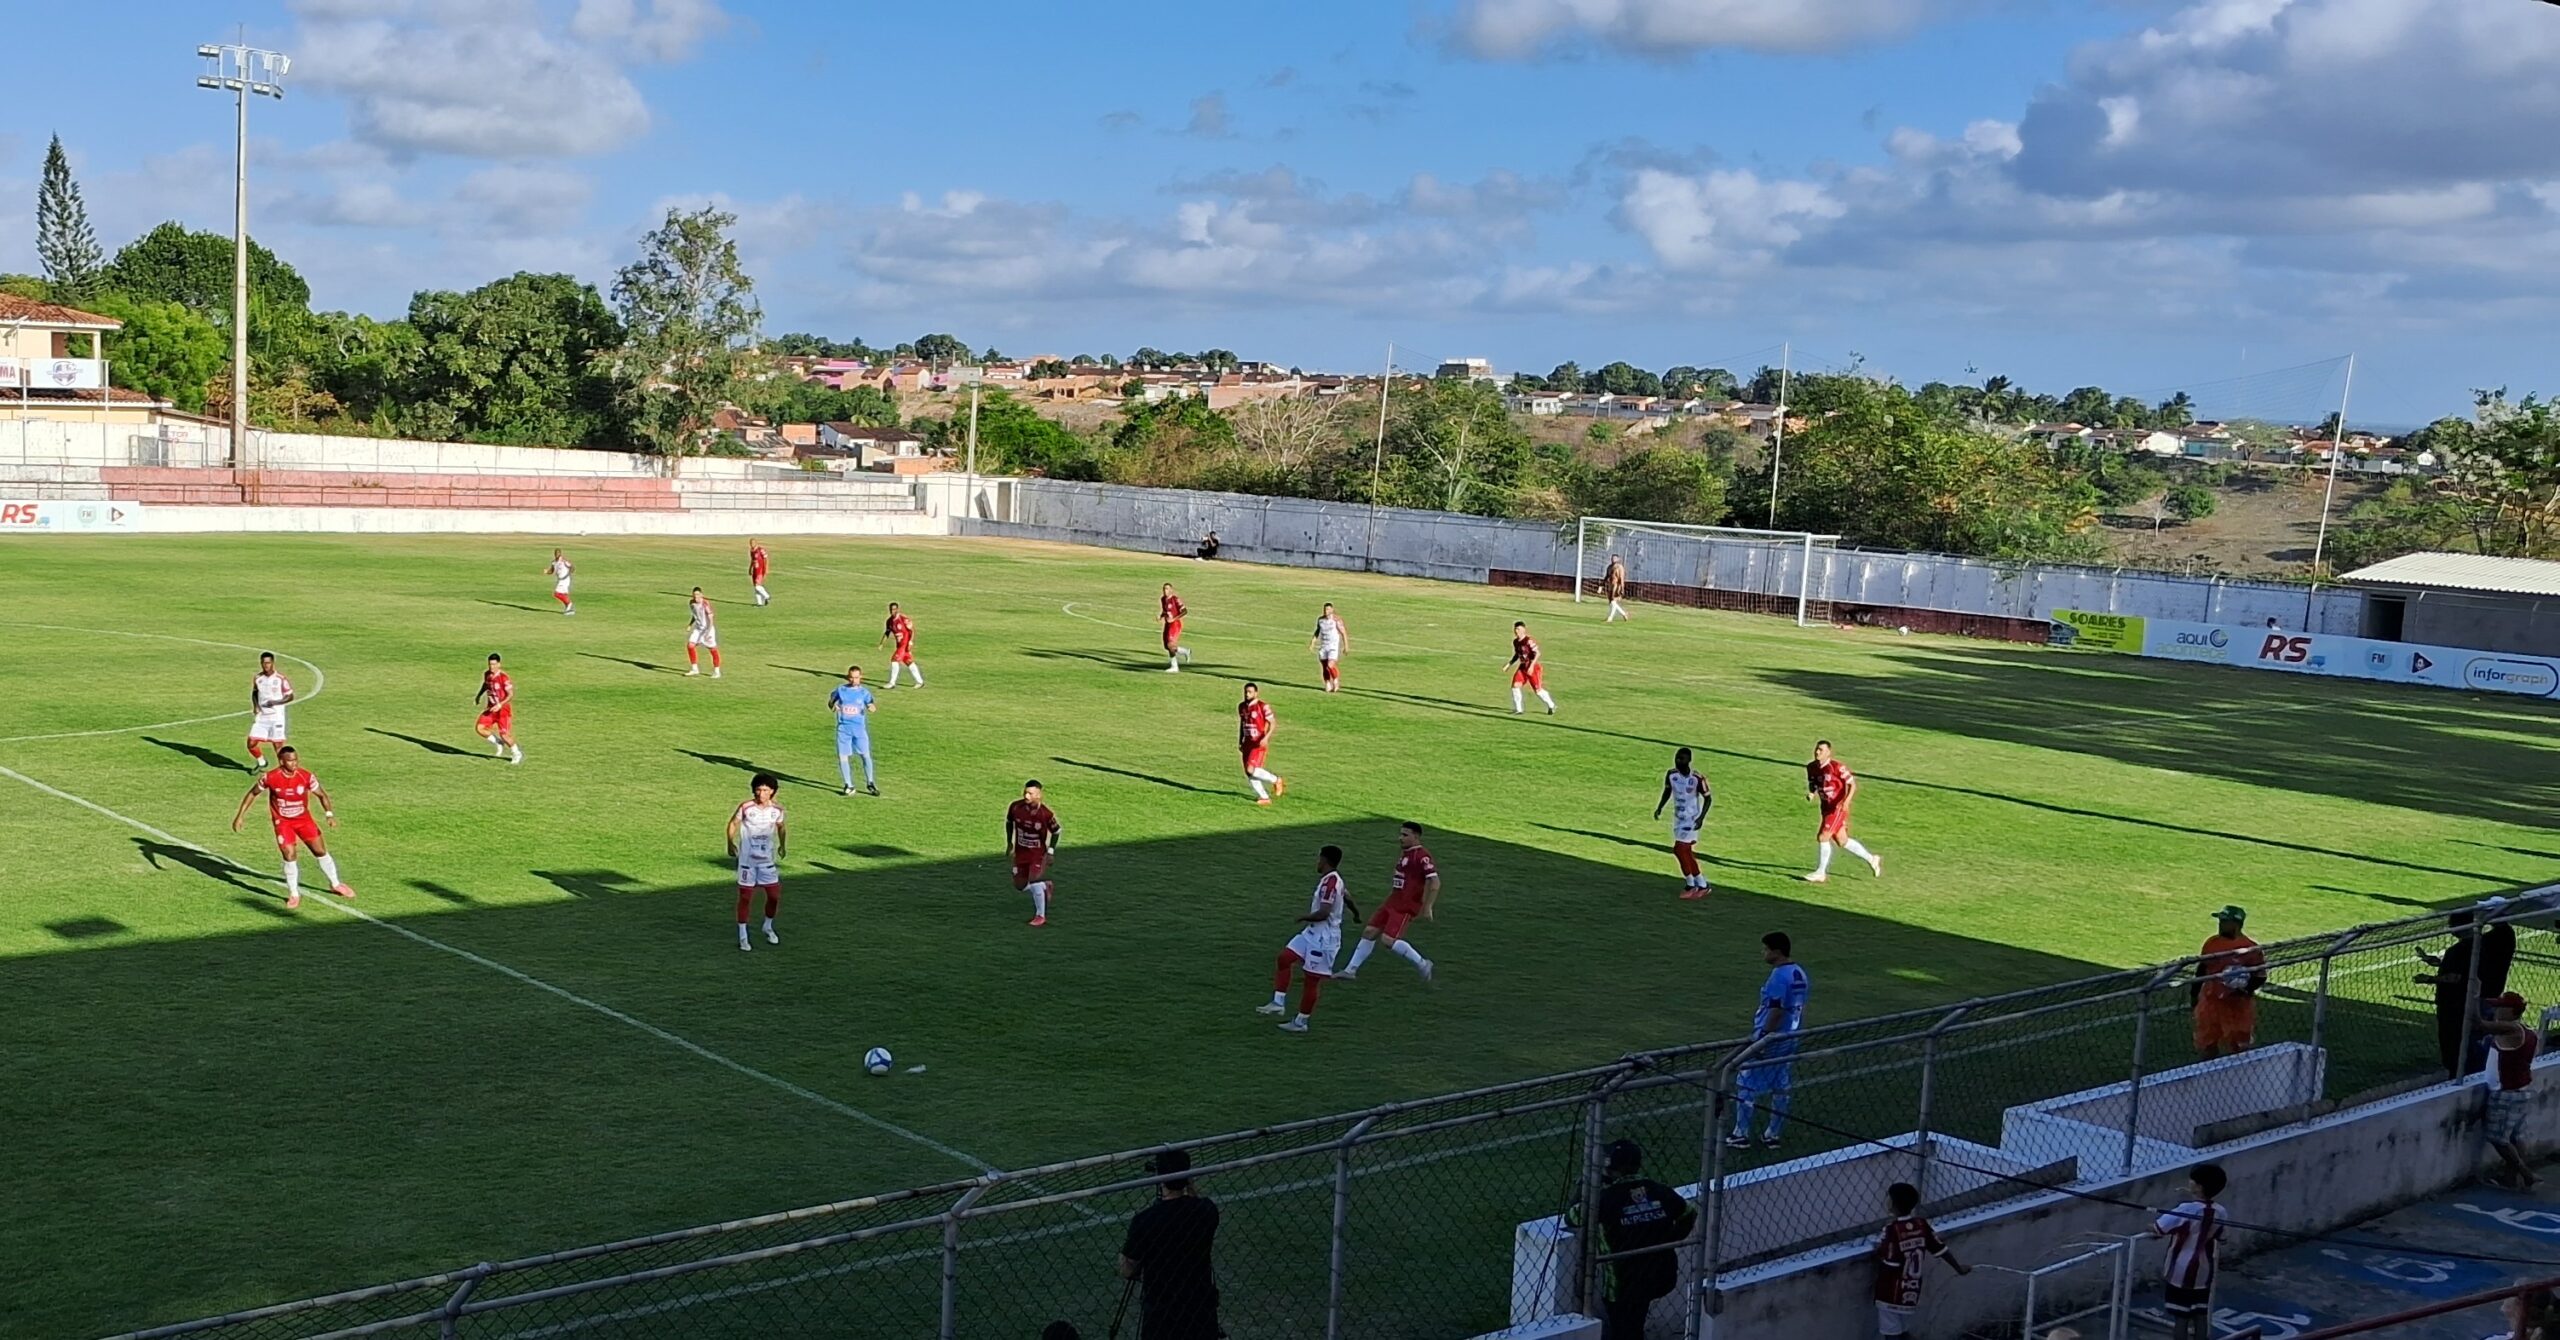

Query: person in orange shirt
left=2194, top=905, right=2267, bottom=1059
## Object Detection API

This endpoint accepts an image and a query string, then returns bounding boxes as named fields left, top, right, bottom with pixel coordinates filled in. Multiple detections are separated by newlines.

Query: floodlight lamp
left=198, top=44, right=220, bottom=57
left=196, top=76, right=221, bottom=88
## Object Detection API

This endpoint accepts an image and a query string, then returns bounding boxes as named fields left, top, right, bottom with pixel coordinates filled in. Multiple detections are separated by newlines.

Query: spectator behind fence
left=1194, top=532, right=1220, bottom=561
left=2482, top=991, right=2542, bottom=1192
left=2420, top=910, right=2485, bottom=1078
left=1584, top=1138, right=1695, bottom=1340
left=2490, top=1286, right=2560, bottom=1340
left=2480, top=897, right=2520, bottom=999
left=1118, top=1147, right=1222, bottom=1340
left=2145, top=1163, right=2228, bottom=1340
left=1872, top=1181, right=1969, bottom=1338
left=2193, top=905, right=2266, bottom=1060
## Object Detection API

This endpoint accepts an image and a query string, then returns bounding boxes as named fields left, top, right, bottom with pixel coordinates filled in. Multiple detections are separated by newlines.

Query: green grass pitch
left=3, top=533, right=2554, bottom=1337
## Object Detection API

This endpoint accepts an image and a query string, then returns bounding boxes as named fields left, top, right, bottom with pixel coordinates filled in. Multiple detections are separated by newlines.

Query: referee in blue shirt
left=829, top=665, right=879, bottom=796
left=1729, top=931, right=1808, bottom=1148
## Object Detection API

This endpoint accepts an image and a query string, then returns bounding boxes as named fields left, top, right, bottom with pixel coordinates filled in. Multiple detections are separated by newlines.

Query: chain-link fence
left=111, top=890, right=2553, bottom=1340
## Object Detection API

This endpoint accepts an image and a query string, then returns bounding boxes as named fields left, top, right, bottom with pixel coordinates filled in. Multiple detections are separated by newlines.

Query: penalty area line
left=0, top=760, right=998, bottom=1177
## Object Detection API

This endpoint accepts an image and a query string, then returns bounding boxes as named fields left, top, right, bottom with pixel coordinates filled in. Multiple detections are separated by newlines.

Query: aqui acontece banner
left=2133, top=617, right=2558, bottom=699
left=0, top=501, right=143, bottom=532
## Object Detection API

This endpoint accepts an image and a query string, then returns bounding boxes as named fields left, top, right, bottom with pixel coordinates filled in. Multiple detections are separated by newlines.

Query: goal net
left=1573, top=517, right=1842, bottom=627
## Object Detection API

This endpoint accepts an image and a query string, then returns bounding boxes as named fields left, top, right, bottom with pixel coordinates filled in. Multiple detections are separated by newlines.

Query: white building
left=1435, top=357, right=1496, bottom=382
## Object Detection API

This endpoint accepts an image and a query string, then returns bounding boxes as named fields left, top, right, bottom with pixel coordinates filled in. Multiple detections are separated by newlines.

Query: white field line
left=497, top=1117, right=1579, bottom=1339
left=0, top=626, right=328, bottom=745
left=0, top=761, right=998, bottom=1177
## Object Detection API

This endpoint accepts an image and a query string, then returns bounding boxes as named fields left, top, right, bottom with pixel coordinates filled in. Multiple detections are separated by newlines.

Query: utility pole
left=1764, top=341, right=1791, bottom=528
left=1364, top=343, right=1394, bottom=570
left=197, top=39, right=288, bottom=471
left=2307, top=353, right=2357, bottom=620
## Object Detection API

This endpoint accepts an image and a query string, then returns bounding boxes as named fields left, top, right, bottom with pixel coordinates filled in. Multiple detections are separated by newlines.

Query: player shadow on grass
left=532, top=870, right=635, bottom=899
left=134, top=837, right=270, bottom=897
left=365, top=727, right=477, bottom=758
left=577, top=652, right=685, bottom=676
left=1022, top=647, right=1187, bottom=674
left=768, top=665, right=842, bottom=679
left=671, top=748, right=836, bottom=794
left=1528, top=823, right=1800, bottom=875
left=406, top=878, right=478, bottom=905
left=474, top=599, right=555, bottom=615
left=1049, top=756, right=1223, bottom=795
left=140, top=736, right=250, bottom=772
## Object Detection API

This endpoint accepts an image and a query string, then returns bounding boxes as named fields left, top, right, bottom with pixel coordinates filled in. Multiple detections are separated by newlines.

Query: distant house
left=2023, top=422, right=2096, bottom=447
left=0, top=293, right=180, bottom=427
left=779, top=422, right=820, bottom=449
left=1435, top=357, right=1497, bottom=382
left=1509, top=392, right=1566, bottom=416
left=811, top=422, right=932, bottom=470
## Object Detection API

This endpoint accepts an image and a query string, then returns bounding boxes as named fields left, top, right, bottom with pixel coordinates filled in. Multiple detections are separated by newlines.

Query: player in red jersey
left=1339, top=821, right=1437, bottom=982
left=878, top=601, right=925, bottom=688
left=1804, top=739, right=1882, bottom=882
left=749, top=540, right=771, bottom=606
left=474, top=652, right=523, bottom=765
left=1259, top=845, right=1354, bottom=1033
left=1006, top=779, right=1062, bottom=926
left=1238, top=681, right=1286, bottom=804
left=1505, top=621, right=1557, bottom=715
left=229, top=744, right=352, bottom=910
left=1159, top=583, right=1191, bottom=672
left=247, top=650, right=294, bottom=769
left=1872, top=1181, right=1969, bottom=1337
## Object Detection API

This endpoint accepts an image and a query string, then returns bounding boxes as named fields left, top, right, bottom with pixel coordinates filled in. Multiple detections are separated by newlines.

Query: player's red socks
left=246, top=739, right=263, bottom=763
left=1298, top=975, right=1324, bottom=1017
left=762, top=885, right=780, bottom=920
left=735, top=886, right=753, bottom=923
left=711, top=649, right=723, bottom=670
left=1274, top=948, right=1302, bottom=992
left=1674, top=842, right=1700, bottom=877
left=554, top=591, right=570, bottom=607
left=688, top=646, right=700, bottom=667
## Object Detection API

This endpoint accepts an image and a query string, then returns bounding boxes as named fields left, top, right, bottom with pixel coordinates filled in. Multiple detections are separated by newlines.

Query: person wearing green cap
left=2194, top=906, right=2266, bottom=1059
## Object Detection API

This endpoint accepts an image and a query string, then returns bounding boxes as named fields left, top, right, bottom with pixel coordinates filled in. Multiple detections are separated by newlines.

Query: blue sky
left=6, top=0, right=2556, bottom=425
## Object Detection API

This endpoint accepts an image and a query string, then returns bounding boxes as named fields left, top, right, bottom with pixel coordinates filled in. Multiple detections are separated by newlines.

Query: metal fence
left=111, top=889, right=2555, bottom=1340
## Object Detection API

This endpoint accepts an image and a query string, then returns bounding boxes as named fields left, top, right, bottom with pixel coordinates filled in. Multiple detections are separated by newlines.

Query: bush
left=2163, top=483, right=2217, bottom=523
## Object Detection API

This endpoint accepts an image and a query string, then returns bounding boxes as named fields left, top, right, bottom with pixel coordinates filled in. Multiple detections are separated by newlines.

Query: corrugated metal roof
left=2341, top=552, right=2560, bottom=598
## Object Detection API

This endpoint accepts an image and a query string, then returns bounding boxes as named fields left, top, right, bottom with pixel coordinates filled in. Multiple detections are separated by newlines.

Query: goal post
left=1573, top=516, right=1842, bottom=628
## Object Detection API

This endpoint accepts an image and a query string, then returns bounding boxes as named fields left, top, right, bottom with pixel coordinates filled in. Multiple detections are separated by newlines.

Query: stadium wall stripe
left=0, top=761, right=1000, bottom=1176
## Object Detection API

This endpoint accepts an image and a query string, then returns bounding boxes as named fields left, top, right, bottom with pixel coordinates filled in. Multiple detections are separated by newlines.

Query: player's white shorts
left=736, top=860, right=779, bottom=887
left=1671, top=822, right=1701, bottom=845
left=249, top=713, right=289, bottom=742
left=688, top=626, right=719, bottom=649
left=1876, top=1303, right=1915, bottom=1336
left=554, top=579, right=573, bottom=595
left=1286, top=928, right=1340, bottom=976
left=1315, top=640, right=1341, bottom=661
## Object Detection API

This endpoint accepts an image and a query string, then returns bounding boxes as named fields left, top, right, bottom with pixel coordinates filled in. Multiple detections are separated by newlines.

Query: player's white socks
left=1842, top=837, right=1880, bottom=873
left=754, top=584, right=770, bottom=605
left=1536, top=689, right=1556, bottom=712
left=909, top=664, right=924, bottom=686
left=1609, top=600, right=1627, bottom=621
left=1347, top=938, right=1378, bottom=972
left=1814, top=842, right=1835, bottom=877
left=762, top=916, right=776, bottom=937
left=1168, top=655, right=1181, bottom=672
left=490, top=736, right=506, bottom=755
left=1511, top=686, right=1525, bottom=713
left=1250, top=777, right=1270, bottom=801
left=315, top=854, right=343, bottom=886
left=1029, top=882, right=1049, bottom=918
left=510, top=745, right=523, bottom=764
left=1270, top=989, right=1289, bottom=1008
left=886, top=663, right=903, bottom=688
left=1391, top=939, right=1426, bottom=970
left=281, top=859, right=302, bottom=899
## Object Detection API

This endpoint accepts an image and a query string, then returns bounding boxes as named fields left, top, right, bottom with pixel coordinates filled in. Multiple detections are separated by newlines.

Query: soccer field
left=5, top=532, right=2556, bottom=1337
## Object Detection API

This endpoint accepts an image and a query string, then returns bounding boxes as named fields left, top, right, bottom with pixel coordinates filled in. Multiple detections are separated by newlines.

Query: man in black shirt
left=2419, top=909, right=2484, bottom=1077
left=1119, top=1147, right=1222, bottom=1340
left=1585, top=1139, right=1697, bottom=1339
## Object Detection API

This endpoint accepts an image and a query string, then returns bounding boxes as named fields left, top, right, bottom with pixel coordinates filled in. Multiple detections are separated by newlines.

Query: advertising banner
left=2051, top=609, right=2146, bottom=653
left=2138, top=618, right=2559, bottom=699
left=0, top=501, right=143, bottom=532
left=0, top=356, right=104, bottom=389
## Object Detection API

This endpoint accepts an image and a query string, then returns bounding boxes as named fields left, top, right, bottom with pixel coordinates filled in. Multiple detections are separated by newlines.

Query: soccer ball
left=864, top=1047, right=894, bottom=1076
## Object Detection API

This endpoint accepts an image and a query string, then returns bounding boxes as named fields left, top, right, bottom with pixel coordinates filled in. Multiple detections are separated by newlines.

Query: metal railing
left=107, top=889, right=2554, bottom=1340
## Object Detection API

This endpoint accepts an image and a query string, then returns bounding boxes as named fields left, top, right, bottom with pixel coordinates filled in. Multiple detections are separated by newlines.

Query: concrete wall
left=969, top=478, right=2370, bottom=633
left=126, top=506, right=944, bottom=537
left=1703, top=1058, right=2560, bottom=1340
left=2390, top=589, right=2560, bottom=658
left=0, top=420, right=773, bottom=479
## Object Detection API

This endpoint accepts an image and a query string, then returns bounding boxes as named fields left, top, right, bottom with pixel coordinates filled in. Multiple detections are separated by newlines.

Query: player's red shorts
left=273, top=813, right=322, bottom=855
left=477, top=706, right=513, bottom=732
left=1242, top=745, right=1269, bottom=772
left=1512, top=664, right=1544, bottom=690
left=892, top=644, right=915, bottom=664
left=1011, top=849, right=1050, bottom=887
left=1817, top=807, right=1850, bottom=842
left=1163, top=619, right=1184, bottom=650
left=1368, top=894, right=1422, bottom=941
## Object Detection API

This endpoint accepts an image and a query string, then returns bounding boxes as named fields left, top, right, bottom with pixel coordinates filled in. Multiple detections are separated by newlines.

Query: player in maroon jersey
left=229, top=744, right=353, bottom=910
left=1339, top=821, right=1437, bottom=982
left=1160, top=583, right=1191, bottom=672
left=1505, top=621, right=1557, bottom=715
left=474, top=652, right=522, bottom=765
left=1238, top=681, right=1286, bottom=805
left=1006, top=780, right=1062, bottom=926
left=749, top=540, right=771, bottom=606
left=1872, top=1182, right=1968, bottom=1337
left=1805, top=739, right=1881, bottom=882
left=879, top=601, right=925, bottom=688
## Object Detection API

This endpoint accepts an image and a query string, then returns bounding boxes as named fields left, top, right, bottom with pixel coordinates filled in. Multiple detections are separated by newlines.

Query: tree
left=407, top=272, right=626, bottom=446
left=36, top=136, right=104, bottom=303
left=1230, top=394, right=1346, bottom=472
left=0, top=274, right=49, bottom=300
left=1545, top=361, right=1581, bottom=391
left=2436, top=390, right=2560, bottom=557
left=2154, top=391, right=2196, bottom=428
left=913, top=333, right=970, bottom=365
left=1198, top=348, right=1240, bottom=373
left=1578, top=446, right=1728, bottom=525
left=1379, top=378, right=1531, bottom=514
left=1582, top=361, right=1662, bottom=397
left=2163, top=483, right=2217, bottom=524
left=103, top=222, right=311, bottom=368
left=608, top=206, right=763, bottom=458
left=296, top=311, right=424, bottom=426
left=1029, top=358, right=1071, bottom=380
left=2057, top=386, right=2113, bottom=425
left=90, top=294, right=223, bottom=411
left=1130, top=346, right=1170, bottom=369
left=1585, top=421, right=1618, bottom=444
left=935, top=389, right=1099, bottom=478
left=1109, top=394, right=1237, bottom=487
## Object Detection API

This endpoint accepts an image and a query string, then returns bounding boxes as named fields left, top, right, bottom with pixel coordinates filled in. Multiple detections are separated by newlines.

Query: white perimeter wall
left=129, top=507, right=945, bottom=537
left=0, top=420, right=772, bottom=479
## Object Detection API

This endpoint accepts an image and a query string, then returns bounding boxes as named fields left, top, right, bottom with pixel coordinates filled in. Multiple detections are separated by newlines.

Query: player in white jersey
left=545, top=549, right=575, bottom=615
left=726, top=773, right=787, bottom=950
left=1653, top=746, right=1714, bottom=898
left=1259, top=845, right=1353, bottom=1032
left=246, top=651, right=294, bottom=769
left=1309, top=602, right=1348, bottom=692
left=685, top=587, right=723, bottom=677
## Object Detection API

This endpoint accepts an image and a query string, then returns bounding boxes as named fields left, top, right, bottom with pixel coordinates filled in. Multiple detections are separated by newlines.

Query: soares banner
left=2138, top=618, right=2558, bottom=699
left=2051, top=609, right=2146, bottom=653
left=0, top=501, right=143, bottom=532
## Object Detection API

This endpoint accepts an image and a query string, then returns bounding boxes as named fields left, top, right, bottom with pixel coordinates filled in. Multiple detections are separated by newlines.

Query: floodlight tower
left=196, top=40, right=289, bottom=469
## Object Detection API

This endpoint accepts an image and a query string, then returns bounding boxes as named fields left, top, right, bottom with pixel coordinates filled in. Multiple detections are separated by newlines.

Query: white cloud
left=286, top=0, right=727, bottom=158
left=1617, top=167, right=1843, bottom=271
left=1449, top=0, right=1942, bottom=58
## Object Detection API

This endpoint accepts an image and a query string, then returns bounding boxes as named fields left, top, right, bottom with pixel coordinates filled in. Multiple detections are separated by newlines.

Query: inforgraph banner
left=2138, top=618, right=2558, bottom=699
